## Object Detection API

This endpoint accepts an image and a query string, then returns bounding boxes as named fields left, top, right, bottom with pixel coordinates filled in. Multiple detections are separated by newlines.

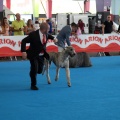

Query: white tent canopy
left=5, top=0, right=96, bottom=14
left=3, top=5, right=14, bottom=16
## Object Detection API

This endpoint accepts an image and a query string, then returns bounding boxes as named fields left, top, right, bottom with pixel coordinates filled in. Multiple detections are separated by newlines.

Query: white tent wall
left=4, top=0, right=96, bottom=14
left=56, top=13, right=67, bottom=32
left=3, top=5, right=14, bottom=17
left=56, top=13, right=91, bottom=33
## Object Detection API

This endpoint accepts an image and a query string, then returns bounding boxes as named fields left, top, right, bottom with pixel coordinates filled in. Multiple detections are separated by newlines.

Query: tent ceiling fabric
left=3, top=5, right=14, bottom=14
left=4, top=0, right=96, bottom=14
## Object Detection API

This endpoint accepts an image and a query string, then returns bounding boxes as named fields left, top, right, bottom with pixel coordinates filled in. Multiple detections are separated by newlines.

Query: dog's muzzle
left=70, top=52, right=76, bottom=57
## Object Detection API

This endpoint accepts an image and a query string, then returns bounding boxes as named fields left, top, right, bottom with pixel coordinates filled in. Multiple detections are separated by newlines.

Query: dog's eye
left=71, top=49, right=73, bottom=51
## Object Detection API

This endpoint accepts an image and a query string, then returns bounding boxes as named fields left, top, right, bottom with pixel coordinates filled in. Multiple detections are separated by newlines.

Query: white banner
left=0, top=33, right=120, bottom=57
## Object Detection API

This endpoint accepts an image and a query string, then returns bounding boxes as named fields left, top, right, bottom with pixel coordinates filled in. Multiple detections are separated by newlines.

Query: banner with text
left=0, top=34, right=120, bottom=56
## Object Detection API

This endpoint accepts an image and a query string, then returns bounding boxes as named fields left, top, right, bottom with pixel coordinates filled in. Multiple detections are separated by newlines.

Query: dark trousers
left=104, top=33, right=111, bottom=56
left=104, top=52, right=110, bottom=56
left=29, top=56, right=44, bottom=86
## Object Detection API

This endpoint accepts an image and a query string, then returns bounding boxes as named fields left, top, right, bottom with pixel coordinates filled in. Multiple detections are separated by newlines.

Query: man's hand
left=53, top=38, right=58, bottom=43
left=22, top=52, right=27, bottom=59
left=19, top=28, right=24, bottom=31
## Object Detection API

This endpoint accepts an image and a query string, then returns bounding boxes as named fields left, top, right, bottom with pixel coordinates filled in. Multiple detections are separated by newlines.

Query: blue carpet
left=0, top=56, right=120, bottom=120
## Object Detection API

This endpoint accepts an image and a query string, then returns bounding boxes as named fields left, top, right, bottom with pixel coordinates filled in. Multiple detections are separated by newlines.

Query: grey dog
left=43, top=46, right=76, bottom=87
left=48, top=52, right=92, bottom=68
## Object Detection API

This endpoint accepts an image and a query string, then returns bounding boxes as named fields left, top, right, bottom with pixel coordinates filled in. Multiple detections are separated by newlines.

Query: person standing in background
left=102, top=15, right=115, bottom=34
left=25, top=19, right=35, bottom=35
left=11, top=13, right=26, bottom=36
left=102, top=15, right=116, bottom=56
left=71, top=26, right=81, bottom=37
left=48, top=18, right=53, bottom=34
left=0, top=20, right=3, bottom=35
left=34, top=20, right=40, bottom=31
left=46, top=19, right=50, bottom=32
left=1, top=17, right=10, bottom=36
left=78, top=19, right=85, bottom=34
left=89, top=17, right=96, bottom=34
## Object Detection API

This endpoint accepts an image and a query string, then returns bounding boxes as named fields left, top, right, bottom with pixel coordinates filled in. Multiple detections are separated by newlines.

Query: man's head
left=15, top=13, right=21, bottom=21
left=1, top=17, right=8, bottom=26
left=40, top=22, right=49, bottom=34
left=71, top=22, right=78, bottom=32
left=107, top=15, right=111, bottom=21
left=46, top=19, right=49, bottom=23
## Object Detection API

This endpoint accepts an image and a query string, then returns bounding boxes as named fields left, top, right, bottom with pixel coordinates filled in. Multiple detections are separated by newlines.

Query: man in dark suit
left=55, top=22, right=78, bottom=52
left=21, top=23, right=57, bottom=90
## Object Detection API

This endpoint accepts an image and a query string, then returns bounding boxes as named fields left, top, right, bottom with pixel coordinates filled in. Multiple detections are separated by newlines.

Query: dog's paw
left=55, top=78, right=58, bottom=81
left=55, top=77, right=58, bottom=81
left=68, top=83, right=71, bottom=87
left=48, top=81, right=51, bottom=84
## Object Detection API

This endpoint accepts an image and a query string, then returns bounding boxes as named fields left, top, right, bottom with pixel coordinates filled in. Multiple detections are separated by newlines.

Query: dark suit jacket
left=21, top=29, right=54, bottom=60
left=118, top=25, right=120, bottom=32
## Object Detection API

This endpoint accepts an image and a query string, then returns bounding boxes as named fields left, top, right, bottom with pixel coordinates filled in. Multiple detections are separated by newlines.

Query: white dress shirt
left=39, top=30, right=44, bottom=44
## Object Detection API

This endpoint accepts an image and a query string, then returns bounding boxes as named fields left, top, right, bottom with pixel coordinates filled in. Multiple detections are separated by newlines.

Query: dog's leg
left=45, top=59, right=51, bottom=84
left=42, top=65, right=46, bottom=75
left=55, top=66, right=60, bottom=81
left=65, top=60, right=71, bottom=87
left=42, top=60, right=51, bottom=75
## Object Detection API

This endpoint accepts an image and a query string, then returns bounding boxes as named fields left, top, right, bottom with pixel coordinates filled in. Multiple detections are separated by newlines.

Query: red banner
left=0, top=34, right=120, bottom=57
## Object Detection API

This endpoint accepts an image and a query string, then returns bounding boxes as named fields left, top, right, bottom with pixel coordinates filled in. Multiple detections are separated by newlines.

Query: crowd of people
left=0, top=12, right=87, bottom=37
left=1, top=13, right=120, bottom=38
left=0, top=13, right=54, bottom=37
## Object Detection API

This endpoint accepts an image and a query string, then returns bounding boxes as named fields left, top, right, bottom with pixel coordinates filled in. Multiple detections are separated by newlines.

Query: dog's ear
left=64, top=47, right=66, bottom=50
left=65, top=46, right=70, bottom=49
left=65, top=46, right=73, bottom=50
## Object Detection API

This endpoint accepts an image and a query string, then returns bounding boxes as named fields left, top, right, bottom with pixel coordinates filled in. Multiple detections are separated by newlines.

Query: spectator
left=0, top=20, right=3, bottom=36
left=11, top=13, right=26, bottom=36
left=78, top=19, right=85, bottom=34
left=34, top=20, right=40, bottom=31
left=1, top=17, right=10, bottom=36
left=42, top=19, right=44, bottom=23
left=118, top=18, right=120, bottom=33
left=46, top=19, right=50, bottom=32
left=102, top=15, right=116, bottom=56
left=48, top=18, right=52, bottom=34
left=76, top=26, right=81, bottom=36
left=117, top=22, right=120, bottom=33
left=71, top=26, right=81, bottom=37
left=51, top=19, right=56, bottom=35
left=25, top=19, right=35, bottom=35
left=94, top=21, right=102, bottom=34
left=102, top=15, right=115, bottom=34
left=89, top=17, right=96, bottom=34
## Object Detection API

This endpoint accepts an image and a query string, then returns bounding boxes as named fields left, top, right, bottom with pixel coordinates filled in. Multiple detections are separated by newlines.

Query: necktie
left=39, top=34, right=46, bottom=55
left=43, top=34, right=46, bottom=45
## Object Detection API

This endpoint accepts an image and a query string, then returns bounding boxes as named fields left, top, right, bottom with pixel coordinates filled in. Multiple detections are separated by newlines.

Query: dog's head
left=65, top=46, right=76, bottom=57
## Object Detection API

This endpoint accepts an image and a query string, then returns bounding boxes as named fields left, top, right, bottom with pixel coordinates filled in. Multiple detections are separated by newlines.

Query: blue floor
left=0, top=56, right=120, bottom=120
